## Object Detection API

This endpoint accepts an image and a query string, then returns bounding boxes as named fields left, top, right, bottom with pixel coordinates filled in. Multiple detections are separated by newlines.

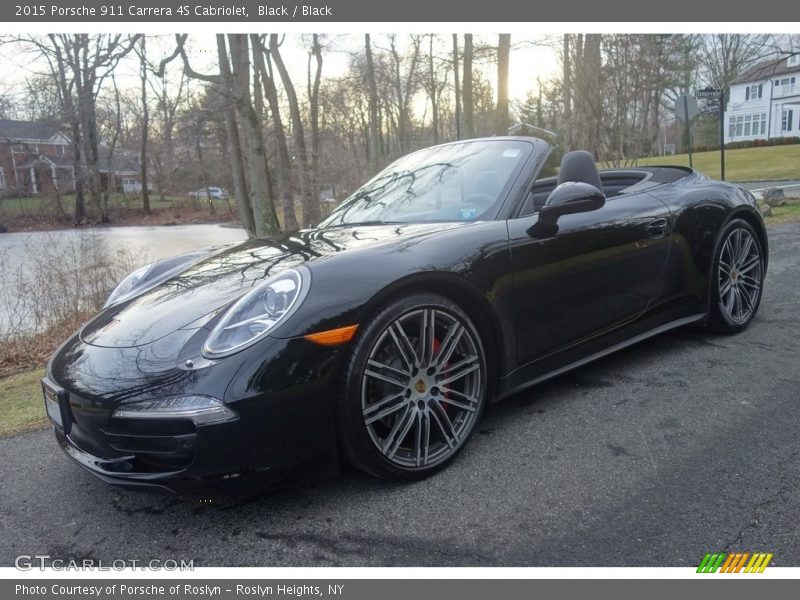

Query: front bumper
left=44, top=331, right=346, bottom=494
left=53, top=426, right=181, bottom=493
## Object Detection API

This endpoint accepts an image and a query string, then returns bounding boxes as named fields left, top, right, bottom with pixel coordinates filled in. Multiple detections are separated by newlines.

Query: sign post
left=674, top=94, right=698, bottom=169
left=696, top=87, right=725, bottom=180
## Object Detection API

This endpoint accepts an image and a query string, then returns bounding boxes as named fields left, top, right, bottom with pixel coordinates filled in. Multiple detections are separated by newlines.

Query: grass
left=0, top=369, right=47, bottom=437
left=764, top=199, right=800, bottom=226
left=611, top=144, right=800, bottom=182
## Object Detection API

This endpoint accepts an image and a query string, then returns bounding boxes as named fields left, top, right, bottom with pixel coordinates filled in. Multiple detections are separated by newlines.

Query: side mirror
left=527, top=181, right=606, bottom=237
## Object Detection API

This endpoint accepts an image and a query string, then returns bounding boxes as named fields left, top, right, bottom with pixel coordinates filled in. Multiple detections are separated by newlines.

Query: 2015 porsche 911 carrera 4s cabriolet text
left=42, top=137, right=767, bottom=493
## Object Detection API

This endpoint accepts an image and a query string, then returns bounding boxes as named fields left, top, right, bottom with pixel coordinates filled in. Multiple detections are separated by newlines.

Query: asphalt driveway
left=1, top=221, right=799, bottom=567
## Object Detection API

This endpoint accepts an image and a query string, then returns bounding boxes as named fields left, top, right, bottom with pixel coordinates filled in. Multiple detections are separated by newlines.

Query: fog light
left=112, top=396, right=237, bottom=425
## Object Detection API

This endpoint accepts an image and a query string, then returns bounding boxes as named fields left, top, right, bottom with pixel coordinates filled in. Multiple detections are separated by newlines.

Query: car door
left=508, top=189, right=672, bottom=366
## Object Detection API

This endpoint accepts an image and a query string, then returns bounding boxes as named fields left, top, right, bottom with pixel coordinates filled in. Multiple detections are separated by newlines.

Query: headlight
left=104, top=249, right=215, bottom=308
left=112, top=396, right=237, bottom=425
left=202, top=268, right=308, bottom=358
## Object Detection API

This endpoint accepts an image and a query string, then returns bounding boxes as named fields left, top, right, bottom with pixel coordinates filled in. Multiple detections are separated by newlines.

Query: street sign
left=674, top=94, right=699, bottom=121
left=700, top=100, right=721, bottom=114
left=696, top=87, right=723, bottom=99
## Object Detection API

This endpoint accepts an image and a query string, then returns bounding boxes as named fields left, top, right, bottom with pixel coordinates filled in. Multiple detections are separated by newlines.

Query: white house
left=724, top=54, right=800, bottom=144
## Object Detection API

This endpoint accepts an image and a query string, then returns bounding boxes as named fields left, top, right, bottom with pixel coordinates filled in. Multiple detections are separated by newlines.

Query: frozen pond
left=0, top=224, right=248, bottom=337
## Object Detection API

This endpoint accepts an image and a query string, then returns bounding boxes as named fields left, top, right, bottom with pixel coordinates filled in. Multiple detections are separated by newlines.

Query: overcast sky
left=0, top=33, right=560, bottom=116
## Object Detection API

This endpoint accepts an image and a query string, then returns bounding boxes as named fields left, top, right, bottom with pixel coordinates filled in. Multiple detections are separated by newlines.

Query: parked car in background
left=189, top=186, right=229, bottom=200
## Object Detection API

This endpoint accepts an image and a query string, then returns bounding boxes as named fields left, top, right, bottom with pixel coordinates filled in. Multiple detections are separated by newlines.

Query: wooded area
left=0, top=33, right=796, bottom=237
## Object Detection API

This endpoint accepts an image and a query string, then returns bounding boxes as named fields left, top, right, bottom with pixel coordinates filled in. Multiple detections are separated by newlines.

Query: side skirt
left=497, top=312, right=706, bottom=401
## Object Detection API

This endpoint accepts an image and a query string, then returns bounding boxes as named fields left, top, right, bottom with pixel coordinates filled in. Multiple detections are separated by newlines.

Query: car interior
left=518, top=151, right=692, bottom=217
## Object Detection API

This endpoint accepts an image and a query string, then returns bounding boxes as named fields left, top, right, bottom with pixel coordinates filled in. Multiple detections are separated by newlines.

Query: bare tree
left=365, top=34, right=380, bottom=173
left=308, top=34, right=324, bottom=217
left=176, top=34, right=262, bottom=236
left=496, top=34, right=511, bottom=135
left=452, top=34, right=462, bottom=140
left=226, top=34, right=281, bottom=235
left=462, top=34, right=475, bottom=139
left=14, top=34, right=140, bottom=223
left=137, top=35, right=151, bottom=214
left=698, top=34, right=773, bottom=90
left=251, top=35, right=298, bottom=231
left=562, top=34, right=572, bottom=150
left=269, top=34, right=320, bottom=227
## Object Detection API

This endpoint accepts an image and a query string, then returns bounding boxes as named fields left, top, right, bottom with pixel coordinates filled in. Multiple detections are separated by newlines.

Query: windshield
left=319, top=139, right=533, bottom=227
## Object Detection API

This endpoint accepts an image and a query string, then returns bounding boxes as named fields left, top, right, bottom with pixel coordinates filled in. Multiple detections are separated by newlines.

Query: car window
left=319, top=140, right=533, bottom=227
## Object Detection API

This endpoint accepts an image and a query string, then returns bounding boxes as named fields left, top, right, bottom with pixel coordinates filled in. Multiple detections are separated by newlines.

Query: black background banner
left=3, top=0, right=799, bottom=23
left=5, top=580, right=800, bottom=600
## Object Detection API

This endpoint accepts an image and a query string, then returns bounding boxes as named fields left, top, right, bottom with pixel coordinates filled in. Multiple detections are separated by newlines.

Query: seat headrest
left=557, top=150, right=603, bottom=192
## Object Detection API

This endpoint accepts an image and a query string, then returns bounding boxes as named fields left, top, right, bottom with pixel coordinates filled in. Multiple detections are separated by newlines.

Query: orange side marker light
left=304, top=324, right=359, bottom=346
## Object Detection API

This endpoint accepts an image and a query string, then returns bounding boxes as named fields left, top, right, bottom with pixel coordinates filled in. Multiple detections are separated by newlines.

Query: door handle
left=646, top=218, right=670, bottom=238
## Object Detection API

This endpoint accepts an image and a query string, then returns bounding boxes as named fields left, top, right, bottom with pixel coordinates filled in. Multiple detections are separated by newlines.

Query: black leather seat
left=557, top=150, right=603, bottom=192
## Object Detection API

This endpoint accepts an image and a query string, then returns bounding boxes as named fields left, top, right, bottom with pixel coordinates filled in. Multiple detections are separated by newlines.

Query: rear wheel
left=338, top=293, right=487, bottom=481
left=707, top=219, right=764, bottom=333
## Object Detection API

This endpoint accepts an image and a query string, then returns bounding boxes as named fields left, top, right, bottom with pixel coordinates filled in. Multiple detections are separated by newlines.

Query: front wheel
left=706, top=219, right=765, bottom=333
left=338, top=293, right=488, bottom=481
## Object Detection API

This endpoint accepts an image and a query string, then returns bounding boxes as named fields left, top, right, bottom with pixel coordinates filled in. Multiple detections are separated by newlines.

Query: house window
left=11, top=143, right=24, bottom=153
left=57, top=145, right=65, bottom=156
left=0, top=167, right=5, bottom=191
left=746, top=84, right=763, bottom=100
left=788, top=55, right=799, bottom=67
left=729, top=113, right=767, bottom=138
left=775, top=77, right=797, bottom=87
left=757, top=112, right=767, bottom=135
left=782, top=108, right=795, bottom=132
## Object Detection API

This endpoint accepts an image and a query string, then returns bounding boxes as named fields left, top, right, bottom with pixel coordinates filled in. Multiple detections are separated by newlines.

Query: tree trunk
left=428, top=35, right=439, bottom=144
left=563, top=34, right=572, bottom=150
left=139, top=36, right=150, bottom=215
left=365, top=34, right=380, bottom=173
left=226, top=34, right=280, bottom=237
left=251, top=35, right=299, bottom=231
left=215, top=35, right=256, bottom=237
left=496, top=34, right=511, bottom=136
left=463, top=34, right=474, bottom=139
left=453, top=34, right=461, bottom=140
left=309, top=35, right=323, bottom=222
left=269, top=34, right=320, bottom=227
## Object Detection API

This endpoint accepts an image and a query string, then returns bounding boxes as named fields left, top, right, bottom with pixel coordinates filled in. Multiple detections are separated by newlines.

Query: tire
left=337, top=292, right=488, bottom=481
left=706, top=218, right=765, bottom=333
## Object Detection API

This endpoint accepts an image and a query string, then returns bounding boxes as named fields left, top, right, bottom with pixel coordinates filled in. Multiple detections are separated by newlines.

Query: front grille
left=100, top=418, right=197, bottom=472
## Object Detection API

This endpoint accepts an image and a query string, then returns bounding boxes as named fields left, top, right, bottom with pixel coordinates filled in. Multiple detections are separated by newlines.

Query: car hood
left=80, top=222, right=463, bottom=348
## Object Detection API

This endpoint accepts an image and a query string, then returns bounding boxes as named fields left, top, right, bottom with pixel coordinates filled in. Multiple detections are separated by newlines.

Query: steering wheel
left=463, top=193, right=496, bottom=210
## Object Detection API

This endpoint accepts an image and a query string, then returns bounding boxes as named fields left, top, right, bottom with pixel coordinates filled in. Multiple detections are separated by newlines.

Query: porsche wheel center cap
left=731, top=269, right=740, bottom=282
left=415, top=379, right=427, bottom=394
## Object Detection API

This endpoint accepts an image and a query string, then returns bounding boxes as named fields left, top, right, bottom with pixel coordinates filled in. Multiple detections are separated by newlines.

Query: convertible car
left=43, top=137, right=767, bottom=493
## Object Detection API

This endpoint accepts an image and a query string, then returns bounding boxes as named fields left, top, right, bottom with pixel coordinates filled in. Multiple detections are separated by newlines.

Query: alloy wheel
left=360, top=307, right=484, bottom=469
left=718, top=227, right=762, bottom=325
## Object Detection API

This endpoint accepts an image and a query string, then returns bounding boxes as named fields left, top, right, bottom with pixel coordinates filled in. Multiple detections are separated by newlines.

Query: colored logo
left=697, top=552, right=773, bottom=573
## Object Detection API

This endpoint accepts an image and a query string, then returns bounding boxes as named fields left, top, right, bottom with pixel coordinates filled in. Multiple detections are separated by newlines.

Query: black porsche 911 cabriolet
left=43, top=137, right=767, bottom=493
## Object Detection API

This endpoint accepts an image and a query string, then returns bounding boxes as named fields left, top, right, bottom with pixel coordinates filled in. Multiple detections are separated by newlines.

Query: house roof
left=0, top=119, right=66, bottom=142
left=730, top=56, right=800, bottom=85
left=98, top=147, right=140, bottom=175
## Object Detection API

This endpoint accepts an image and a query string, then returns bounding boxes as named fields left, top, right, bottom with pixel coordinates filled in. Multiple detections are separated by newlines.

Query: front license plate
left=42, top=381, right=64, bottom=429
